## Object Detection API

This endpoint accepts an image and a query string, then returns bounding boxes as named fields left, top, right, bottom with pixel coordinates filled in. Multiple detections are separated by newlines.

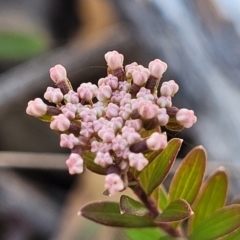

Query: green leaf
left=152, top=185, right=168, bottom=210
left=168, top=146, right=206, bottom=204
left=83, top=151, right=107, bottom=175
left=155, top=199, right=193, bottom=223
left=120, top=195, right=149, bottom=216
left=80, top=201, right=157, bottom=228
left=125, top=228, right=166, bottom=240
left=189, top=205, right=240, bottom=240
left=218, top=227, right=240, bottom=240
left=188, top=167, right=228, bottom=233
left=139, top=138, right=183, bottom=196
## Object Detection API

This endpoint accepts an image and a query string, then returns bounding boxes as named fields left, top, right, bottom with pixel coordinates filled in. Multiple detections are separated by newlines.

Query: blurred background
left=1, top=0, right=240, bottom=239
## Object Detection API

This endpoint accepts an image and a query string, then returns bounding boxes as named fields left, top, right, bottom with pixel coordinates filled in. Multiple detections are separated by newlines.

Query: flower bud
left=128, top=152, right=148, bottom=171
left=176, top=108, right=197, bottom=128
left=66, top=153, right=84, bottom=174
left=44, top=87, right=63, bottom=103
left=26, top=98, right=48, bottom=117
left=148, top=59, right=167, bottom=79
left=104, top=50, right=124, bottom=70
left=104, top=173, right=124, bottom=196
left=146, top=132, right=168, bottom=150
left=50, top=114, right=71, bottom=131
left=49, top=64, right=67, bottom=84
left=60, top=133, right=80, bottom=149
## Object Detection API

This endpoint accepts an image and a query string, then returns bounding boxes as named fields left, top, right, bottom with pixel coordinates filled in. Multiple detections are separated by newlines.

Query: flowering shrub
left=26, top=51, right=240, bottom=239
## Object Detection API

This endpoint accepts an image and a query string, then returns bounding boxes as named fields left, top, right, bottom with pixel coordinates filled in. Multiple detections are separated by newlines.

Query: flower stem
left=127, top=171, right=182, bottom=238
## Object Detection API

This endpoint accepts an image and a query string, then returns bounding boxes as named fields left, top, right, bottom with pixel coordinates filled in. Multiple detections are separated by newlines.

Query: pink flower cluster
left=26, top=51, right=197, bottom=196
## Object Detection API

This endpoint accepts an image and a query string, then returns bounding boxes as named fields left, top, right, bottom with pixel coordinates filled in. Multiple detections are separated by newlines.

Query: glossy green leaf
left=83, top=151, right=107, bottom=175
left=218, top=227, right=240, bottom=240
left=139, top=138, right=183, bottom=196
left=155, top=199, right=193, bottom=223
left=168, top=146, right=206, bottom=204
left=189, top=205, right=240, bottom=240
left=120, top=195, right=149, bottom=216
left=152, top=185, right=168, bottom=211
left=80, top=201, right=157, bottom=228
left=188, top=168, right=228, bottom=233
left=125, top=228, right=166, bottom=240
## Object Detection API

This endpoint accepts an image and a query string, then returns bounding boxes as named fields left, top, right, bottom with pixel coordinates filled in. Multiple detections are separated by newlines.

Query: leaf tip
left=77, top=211, right=81, bottom=216
left=218, top=166, right=226, bottom=172
left=190, top=210, right=194, bottom=216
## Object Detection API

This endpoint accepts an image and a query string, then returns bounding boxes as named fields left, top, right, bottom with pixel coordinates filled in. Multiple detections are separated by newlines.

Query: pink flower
left=80, top=122, right=94, bottom=138
left=157, top=108, right=169, bottom=126
left=106, top=103, right=119, bottom=118
left=148, top=59, right=167, bottom=79
left=119, top=104, right=132, bottom=120
left=157, top=96, right=172, bottom=108
left=125, top=119, right=142, bottom=132
left=79, top=108, right=97, bottom=122
left=160, top=80, right=179, bottom=97
left=111, top=90, right=127, bottom=104
left=49, top=64, right=67, bottom=84
left=66, top=153, right=84, bottom=174
left=108, top=117, right=123, bottom=131
left=98, top=127, right=115, bottom=142
left=50, top=114, right=71, bottom=131
left=77, top=82, right=97, bottom=101
left=93, top=117, right=108, bottom=132
left=94, top=152, right=113, bottom=167
left=98, top=74, right=118, bottom=90
left=176, top=108, right=197, bottom=128
left=60, top=133, right=80, bottom=149
left=112, top=134, right=128, bottom=153
left=136, top=87, right=155, bottom=101
left=146, top=132, right=168, bottom=150
left=97, top=85, right=112, bottom=102
left=138, top=100, right=159, bottom=119
left=64, top=90, right=79, bottom=104
left=104, top=50, right=124, bottom=70
left=26, top=98, right=48, bottom=117
left=44, top=87, right=63, bottom=103
left=128, top=153, right=148, bottom=171
left=125, top=62, right=138, bottom=78
left=122, top=126, right=141, bottom=145
left=104, top=173, right=124, bottom=196
left=132, top=68, right=149, bottom=86
left=61, top=103, right=77, bottom=120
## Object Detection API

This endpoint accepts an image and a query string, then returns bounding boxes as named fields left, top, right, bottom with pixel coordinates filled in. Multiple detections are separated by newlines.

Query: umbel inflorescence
left=26, top=51, right=197, bottom=196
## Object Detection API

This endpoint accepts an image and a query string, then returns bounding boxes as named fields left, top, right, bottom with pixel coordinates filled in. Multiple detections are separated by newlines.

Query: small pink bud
left=138, top=101, right=159, bottom=119
left=50, top=114, right=71, bottom=131
left=128, top=153, right=148, bottom=171
left=157, top=96, right=172, bottom=108
left=77, top=82, right=97, bottom=101
left=148, top=59, right=167, bottom=79
left=146, top=132, right=168, bottom=150
left=112, top=135, right=128, bottom=152
left=122, top=126, right=141, bottom=145
left=44, top=87, right=63, bottom=103
left=119, top=104, right=132, bottom=120
left=66, top=153, right=84, bottom=174
left=157, top=108, right=169, bottom=126
left=160, top=80, right=179, bottom=96
left=104, top=173, right=124, bottom=196
left=64, top=90, right=79, bottom=104
left=98, top=75, right=118, bottom=90
left=49, top=64, right=67, bottom=84
left=26, top=98, right=48, bottom=117
left=104, top=50, right=124, bottom=70
left=80, top=122, right=94, bottom=138
left=60, top=133, right=80, bottom=149
left=106, top=103, right=119, bottom=118
left=125, top=62, right=138, bottom=78
left=94, top=152, right=113, bottom=167
left=98, top=127, right=115, bottom=142
left=176, top=108, right=197, bottom=128
left=97, top=85, right=112, bottom=101
left=132, top=70, right=149, bottom=86
left=125, top=119, right=142, bottom=132
left=61, top=103, right=77, bottom=120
